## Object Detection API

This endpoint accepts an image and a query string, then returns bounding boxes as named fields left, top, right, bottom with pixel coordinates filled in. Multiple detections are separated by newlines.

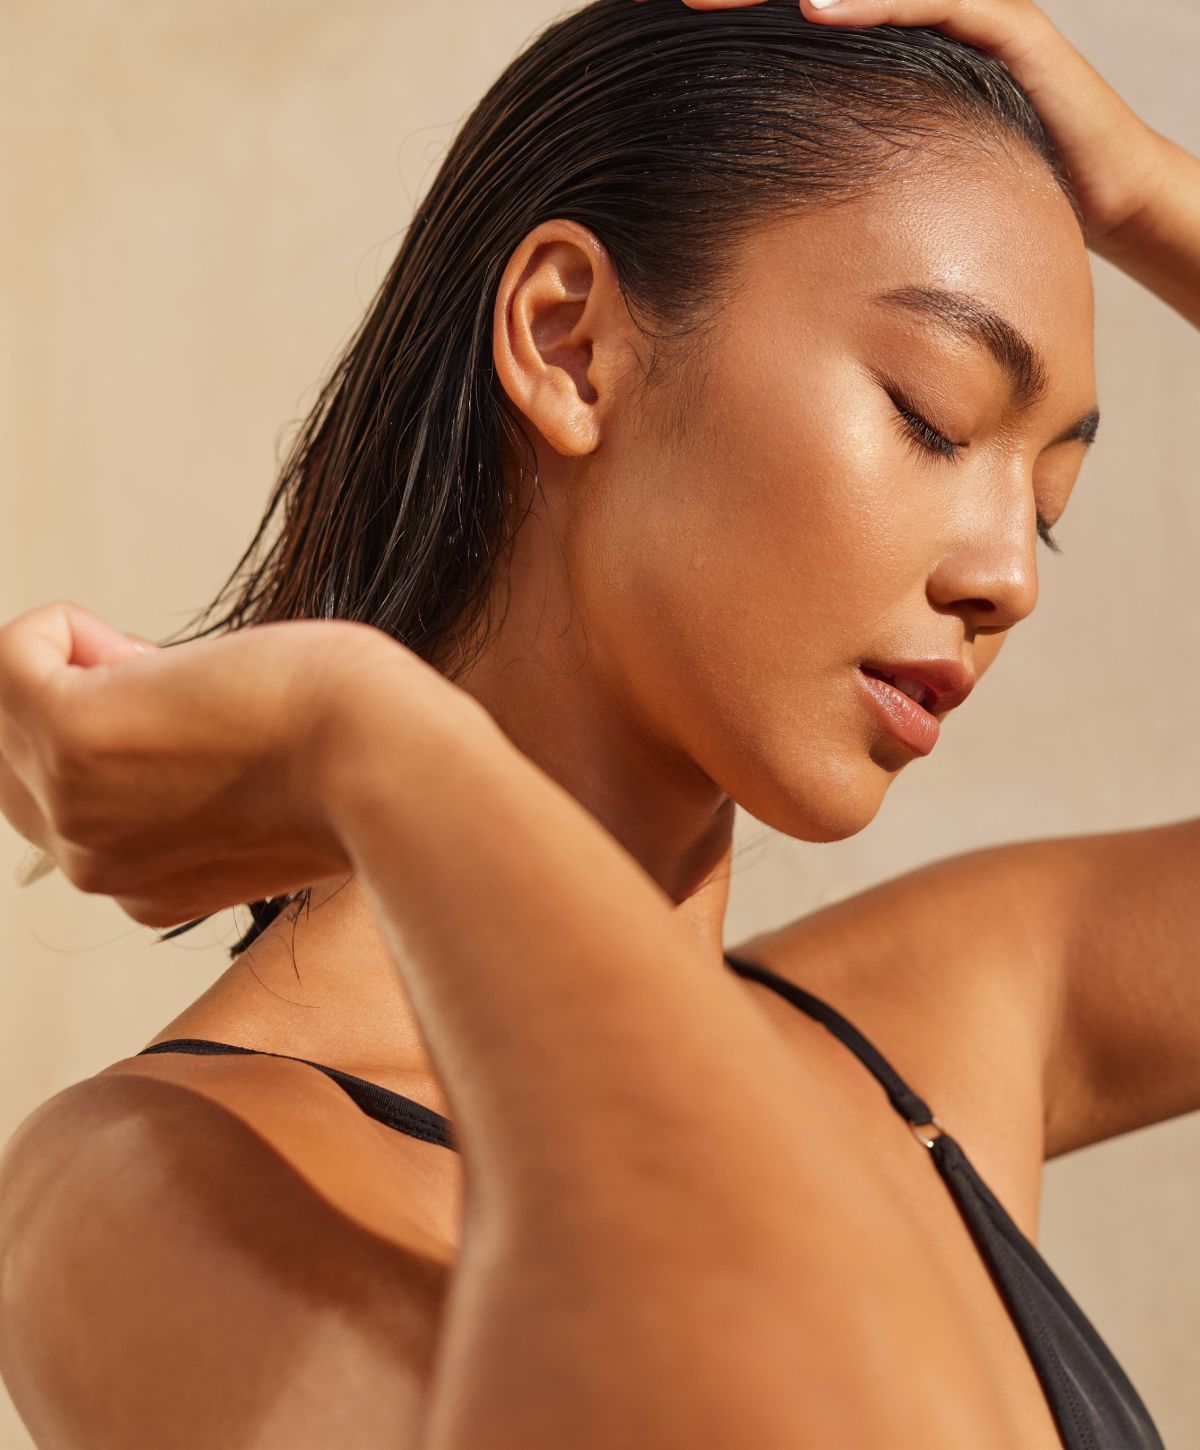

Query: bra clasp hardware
left=911, top=1115, right=947, bottom=1150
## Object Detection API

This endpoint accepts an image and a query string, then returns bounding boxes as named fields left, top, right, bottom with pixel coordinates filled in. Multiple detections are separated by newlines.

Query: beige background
left=2, top=0, right=1198, bottom=1444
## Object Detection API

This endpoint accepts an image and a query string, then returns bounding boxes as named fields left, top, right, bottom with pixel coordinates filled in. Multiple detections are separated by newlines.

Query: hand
left=644, top=0, right=1171, bottom=254
left=0, top=601, right=413, bottom=929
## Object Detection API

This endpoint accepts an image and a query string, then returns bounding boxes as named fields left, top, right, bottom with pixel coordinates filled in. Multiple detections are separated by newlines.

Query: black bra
left=138, top=948, right=1164, bottom=1450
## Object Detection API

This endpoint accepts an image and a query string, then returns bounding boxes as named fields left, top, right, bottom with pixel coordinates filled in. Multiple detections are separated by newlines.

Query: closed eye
left=890, top=396, right=1063, bottom=555
left=890, top=393, right=966, bottom=460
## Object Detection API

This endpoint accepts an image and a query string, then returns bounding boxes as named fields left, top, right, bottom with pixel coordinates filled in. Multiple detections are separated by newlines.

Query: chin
left=729, top=752, right=890, bottom=844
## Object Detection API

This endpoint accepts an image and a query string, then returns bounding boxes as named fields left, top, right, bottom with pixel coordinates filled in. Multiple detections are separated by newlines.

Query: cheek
left=579, top=336, right=933, bottom=746
left=571, top=392, right=926, bottom=840
left=684, top=358, right=918, bottom=626
left=599, top=399, right=906, bottom=722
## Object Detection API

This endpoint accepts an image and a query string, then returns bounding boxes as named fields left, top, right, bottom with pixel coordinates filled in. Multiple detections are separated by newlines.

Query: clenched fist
left=0, top=602, right=420, bottom=929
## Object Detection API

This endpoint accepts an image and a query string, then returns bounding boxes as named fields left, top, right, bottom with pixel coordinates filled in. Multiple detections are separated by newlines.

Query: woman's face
left=487, top=147, right=1098, bottom=847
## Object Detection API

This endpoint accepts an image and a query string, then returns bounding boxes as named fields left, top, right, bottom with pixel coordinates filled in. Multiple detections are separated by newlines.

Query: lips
left=862, top=669, right=933, bottom=710
left=858, top=660, right=975, bottom=717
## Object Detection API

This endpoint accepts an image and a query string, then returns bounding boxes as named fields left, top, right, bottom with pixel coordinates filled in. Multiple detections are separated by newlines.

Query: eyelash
left=893, top=401, right=1063, bottom=555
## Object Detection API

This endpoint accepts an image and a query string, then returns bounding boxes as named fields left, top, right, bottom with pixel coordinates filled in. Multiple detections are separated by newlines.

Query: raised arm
left=752, top=818, right=1200, bottom=1164
left=310, top=648, right=1020, bottom=1449
left=995, top=818, right=1200, bottom=1160
left=0, top=605, right=1018, bottom=1449
left=1093, top=136, right=1200, bottom=329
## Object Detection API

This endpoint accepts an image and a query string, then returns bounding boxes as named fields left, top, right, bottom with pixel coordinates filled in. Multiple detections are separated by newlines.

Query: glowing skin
left=154, top=146, right=1097, bottom=1106
left=464, top=147, right=1096, bottom=913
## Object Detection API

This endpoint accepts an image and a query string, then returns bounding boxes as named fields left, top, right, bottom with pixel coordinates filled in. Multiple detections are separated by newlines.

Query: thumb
left=64, top=608, right=158, bottom=668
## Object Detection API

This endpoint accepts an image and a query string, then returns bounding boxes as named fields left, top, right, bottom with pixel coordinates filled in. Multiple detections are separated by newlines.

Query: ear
left=492, top=219, right=630, bottom=458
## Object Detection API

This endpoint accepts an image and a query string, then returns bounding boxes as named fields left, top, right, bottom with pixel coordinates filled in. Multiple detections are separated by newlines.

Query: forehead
left=730, top=150, right=1097, bottom=397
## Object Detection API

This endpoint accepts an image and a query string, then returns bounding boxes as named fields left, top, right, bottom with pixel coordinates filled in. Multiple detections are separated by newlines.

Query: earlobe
left=492, top=221, right=617, bottom=458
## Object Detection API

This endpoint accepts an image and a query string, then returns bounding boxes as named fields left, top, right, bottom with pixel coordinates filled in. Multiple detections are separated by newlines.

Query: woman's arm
left=0, top=604, right=1014, bottom=1445
left=310, top=659, right=1018, bottom=1449
left=1090, top=134, right=1200, bottom=330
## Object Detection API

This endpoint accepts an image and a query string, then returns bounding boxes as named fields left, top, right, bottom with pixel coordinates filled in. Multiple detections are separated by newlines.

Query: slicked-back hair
left=151, top=0, right=1079, bottom=959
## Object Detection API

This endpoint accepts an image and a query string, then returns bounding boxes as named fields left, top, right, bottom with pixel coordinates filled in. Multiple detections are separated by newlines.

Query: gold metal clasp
left=911, top=1115, right=947, bottom=1150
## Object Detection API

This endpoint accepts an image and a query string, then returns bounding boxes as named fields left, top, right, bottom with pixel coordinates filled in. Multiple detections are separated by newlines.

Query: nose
left=926, top=479, right=1040, bottom=636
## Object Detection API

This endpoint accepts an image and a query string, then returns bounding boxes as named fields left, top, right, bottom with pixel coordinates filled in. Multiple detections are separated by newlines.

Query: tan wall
left=2, top=1, right=1197, bottom=1444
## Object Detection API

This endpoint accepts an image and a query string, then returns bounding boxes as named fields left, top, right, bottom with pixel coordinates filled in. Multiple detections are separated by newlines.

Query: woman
left=0, top=0, right=1196, bottom=1445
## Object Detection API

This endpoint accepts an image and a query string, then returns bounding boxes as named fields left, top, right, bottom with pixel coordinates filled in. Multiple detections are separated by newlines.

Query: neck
left=153, top=719, right=738, bottom=1115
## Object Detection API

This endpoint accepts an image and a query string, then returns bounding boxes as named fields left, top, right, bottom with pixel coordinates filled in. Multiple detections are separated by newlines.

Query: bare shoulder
left=734, top=817, right=1200, bottom=1178
left=97, top=1047, right=463, bottom=1257
left=729, top=838, right=1057, bottom=1221
left=0, top=1055, right=458, bottom=1450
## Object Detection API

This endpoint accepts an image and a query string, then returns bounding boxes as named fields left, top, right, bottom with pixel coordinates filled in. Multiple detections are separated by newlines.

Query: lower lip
left=857, top=669, right=940, bottom=756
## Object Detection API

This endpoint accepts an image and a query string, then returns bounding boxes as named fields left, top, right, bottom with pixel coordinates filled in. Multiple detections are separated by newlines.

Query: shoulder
left=96, top=1048, right=463, bottom=1257
left=0, top=1057, right=454, bottom=1450
left=730, top=839, right=1056, bottom=1225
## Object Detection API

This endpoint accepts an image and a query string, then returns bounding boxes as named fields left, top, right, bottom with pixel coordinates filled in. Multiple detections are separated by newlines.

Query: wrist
left=299, top=625, right=502, bottom=860
left=1087, top=133, right=1200, bottom=328
left=1088, top=129, right=1187, bottom=258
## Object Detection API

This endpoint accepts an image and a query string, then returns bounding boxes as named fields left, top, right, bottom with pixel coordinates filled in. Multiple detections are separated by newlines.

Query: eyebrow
left=875, top=285, right=1101, bottom=449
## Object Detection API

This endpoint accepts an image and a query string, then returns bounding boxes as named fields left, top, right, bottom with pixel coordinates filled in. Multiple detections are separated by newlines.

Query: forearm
left=315, top=661, right=1014, bottom=1448
left=1093, top=133, right=1200, bottom=329
left=319, top=660, right=838, bottom=1220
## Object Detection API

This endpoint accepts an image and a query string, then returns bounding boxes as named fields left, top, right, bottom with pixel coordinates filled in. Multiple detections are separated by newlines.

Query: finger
left=0, top=600, right=148, bottom=727
left=59, top=601, right=152, bottom=668
left=799, top=0, right=1032, bottom=62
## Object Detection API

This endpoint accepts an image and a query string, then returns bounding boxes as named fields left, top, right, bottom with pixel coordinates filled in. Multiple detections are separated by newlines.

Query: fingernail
left=809, top=0, right=844, bottom=9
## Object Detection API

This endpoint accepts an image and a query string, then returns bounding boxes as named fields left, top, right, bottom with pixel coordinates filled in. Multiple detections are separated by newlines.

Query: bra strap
left=723, top=951, right=937, bottom=1129
left=137, top=1038, right=457, bottom=1150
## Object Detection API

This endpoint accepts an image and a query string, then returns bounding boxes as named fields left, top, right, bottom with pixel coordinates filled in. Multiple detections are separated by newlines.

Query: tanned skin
left=0, top=1, right=1197, bottom=1445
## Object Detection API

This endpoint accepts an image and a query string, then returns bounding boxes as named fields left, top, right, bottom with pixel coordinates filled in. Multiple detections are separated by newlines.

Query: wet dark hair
left=152, top=0, right=1079, bottom=960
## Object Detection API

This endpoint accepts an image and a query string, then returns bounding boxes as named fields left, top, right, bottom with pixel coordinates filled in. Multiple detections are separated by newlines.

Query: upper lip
left=859, top=659, right=975, bottom=716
